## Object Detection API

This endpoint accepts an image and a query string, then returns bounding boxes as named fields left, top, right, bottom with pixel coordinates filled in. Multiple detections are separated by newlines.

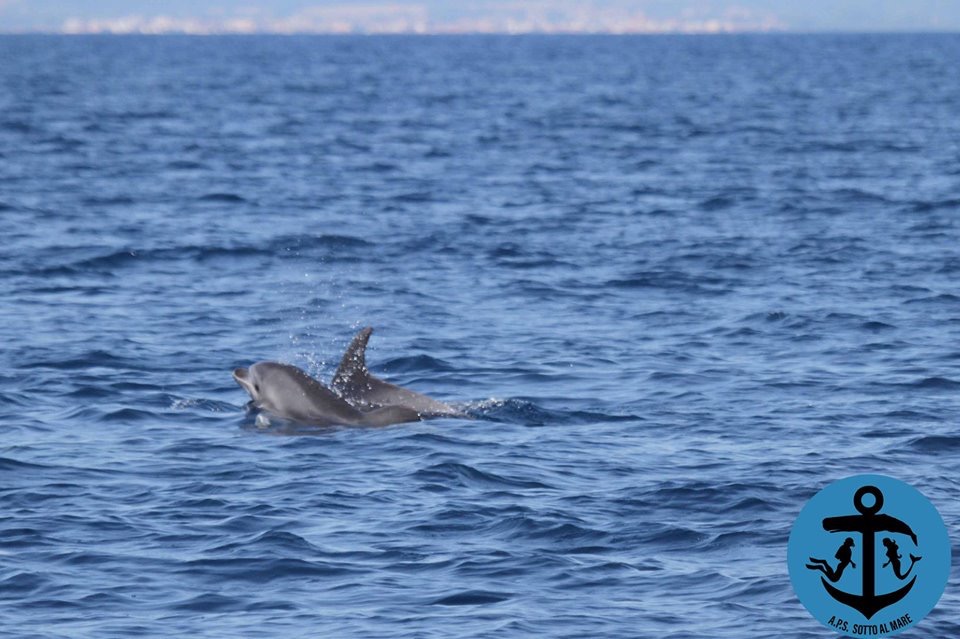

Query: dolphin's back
left=357, top=405, right=422, bottom=427
left=332, top=327, right=461, bottom=417
left=363, top=380, right=460, bottom=416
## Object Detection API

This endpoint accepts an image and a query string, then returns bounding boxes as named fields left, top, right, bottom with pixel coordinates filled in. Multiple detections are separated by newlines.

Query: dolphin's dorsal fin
left=333, top=326, right=373, bottom=390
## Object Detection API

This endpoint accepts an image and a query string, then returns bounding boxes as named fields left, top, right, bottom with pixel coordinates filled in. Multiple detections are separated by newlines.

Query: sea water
left=1, top=34, right=959, bottom=638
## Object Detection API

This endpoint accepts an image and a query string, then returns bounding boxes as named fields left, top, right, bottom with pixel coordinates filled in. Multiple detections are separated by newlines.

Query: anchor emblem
left=807, top=485, right=918, bottom=619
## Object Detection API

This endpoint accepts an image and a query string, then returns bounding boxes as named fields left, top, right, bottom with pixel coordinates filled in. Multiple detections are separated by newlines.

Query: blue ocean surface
left=1, top=34, right=959, bottom=638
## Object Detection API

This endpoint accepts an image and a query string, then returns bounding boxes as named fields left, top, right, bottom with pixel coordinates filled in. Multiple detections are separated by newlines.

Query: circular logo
left=788, top=475, right=950, bottom=637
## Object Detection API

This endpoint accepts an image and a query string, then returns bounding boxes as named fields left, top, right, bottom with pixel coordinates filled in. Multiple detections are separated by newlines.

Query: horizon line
left=3, top=28, right=960, bottom=36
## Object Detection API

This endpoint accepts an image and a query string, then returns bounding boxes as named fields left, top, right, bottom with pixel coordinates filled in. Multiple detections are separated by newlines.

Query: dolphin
left=233, top=361, right=421, bottom=427
left=332, top=327, right=462, bottom=417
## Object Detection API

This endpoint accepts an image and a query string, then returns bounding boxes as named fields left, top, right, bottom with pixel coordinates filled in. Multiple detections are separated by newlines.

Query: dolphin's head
left=233, top=362, right=326, bottom=422
left=233, top=362, right=301, bottom=410
left=233, top=365, right=262, bottom=403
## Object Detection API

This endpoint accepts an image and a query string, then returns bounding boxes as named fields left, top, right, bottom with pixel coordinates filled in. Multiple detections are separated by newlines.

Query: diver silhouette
left=882, top=538, right=921, bottom=580
left=806, top=537, right=857, bottom=582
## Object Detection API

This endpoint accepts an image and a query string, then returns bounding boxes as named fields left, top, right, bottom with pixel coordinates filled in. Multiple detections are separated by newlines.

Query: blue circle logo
left=788, top=475, right=950, bottom=637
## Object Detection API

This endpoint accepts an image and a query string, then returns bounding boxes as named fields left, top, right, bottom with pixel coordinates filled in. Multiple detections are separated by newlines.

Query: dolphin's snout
left=233, top=368, right=255, bottom=397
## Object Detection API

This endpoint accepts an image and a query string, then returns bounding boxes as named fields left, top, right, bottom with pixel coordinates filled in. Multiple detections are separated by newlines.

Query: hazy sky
left=1, top=1, right=959, bottom=34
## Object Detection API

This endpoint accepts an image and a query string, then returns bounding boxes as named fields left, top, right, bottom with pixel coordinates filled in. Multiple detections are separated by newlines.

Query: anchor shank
left=862, top=523, right=875, bottom=599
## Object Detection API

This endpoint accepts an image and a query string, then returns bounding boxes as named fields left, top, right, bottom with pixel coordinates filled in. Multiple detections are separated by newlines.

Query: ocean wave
left=412, top=462, right=552, bottom=490
left=431, top=590, right=512, bottom=606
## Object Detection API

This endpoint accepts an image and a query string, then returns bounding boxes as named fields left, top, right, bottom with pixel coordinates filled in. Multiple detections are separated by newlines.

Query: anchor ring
left=854, top=485, right=883, bottom=515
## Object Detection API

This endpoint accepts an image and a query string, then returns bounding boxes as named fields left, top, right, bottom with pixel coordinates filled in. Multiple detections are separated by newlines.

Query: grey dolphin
left=233, top=361, right=421, bottom=427
left=332, top=327, right=461, bottom=417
